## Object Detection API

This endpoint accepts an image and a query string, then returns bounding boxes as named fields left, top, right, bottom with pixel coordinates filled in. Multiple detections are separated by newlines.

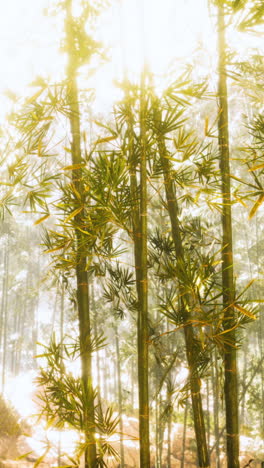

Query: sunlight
left=95, top=0, right=215, bottom=81
left=175, top=366, right=189, bottom=385
left=0, top=0, right=260, bottom=121
left=5, top=371, right=37, bottom=418
left=0, top=1, right=263, bottom=467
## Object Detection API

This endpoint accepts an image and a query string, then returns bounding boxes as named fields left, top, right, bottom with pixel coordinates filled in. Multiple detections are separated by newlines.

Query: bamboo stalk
left=137, top=68, right=150, bottom=468
left=156, top=130, right=209, bottom=467
left=65, top=1, right=96, bottom=465
left=127, top=74, right=150, bottom=467
left=217, top=4, right=239, bottom=467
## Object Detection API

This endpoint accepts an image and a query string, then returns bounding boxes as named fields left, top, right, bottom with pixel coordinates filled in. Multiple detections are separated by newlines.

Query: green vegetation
left=0, top=0, right=263, bottom=467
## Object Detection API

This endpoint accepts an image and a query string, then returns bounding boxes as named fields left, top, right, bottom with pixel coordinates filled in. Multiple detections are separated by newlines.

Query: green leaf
left=233, top=303, right=256, bottom=320
left=63, top=164, right=85, bottom=170
left=25, top=88, right=45, bottom=105
left=94, top=135, right=117, bottom=145
left=249, top=193, right=264, bottom=219
left=16, top=451, right=34, bottom=460
left=249, top=163, right=264, bottom=171
left=64, top=206, right=84, bottom=223
left=34, top=213, right=50, bottom=225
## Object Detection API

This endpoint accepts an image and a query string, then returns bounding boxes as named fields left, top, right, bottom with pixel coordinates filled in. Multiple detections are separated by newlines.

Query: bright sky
left=0, top=0, right=261, bottom=120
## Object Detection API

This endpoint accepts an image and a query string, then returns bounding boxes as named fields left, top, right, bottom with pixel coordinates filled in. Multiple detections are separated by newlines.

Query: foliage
left=36, top=336, right=120, bottom=465
left=0, top=396, right=23, bottom=438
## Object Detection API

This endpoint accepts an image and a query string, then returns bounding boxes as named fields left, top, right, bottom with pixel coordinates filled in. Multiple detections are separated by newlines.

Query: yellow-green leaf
left=215, top=323, right=239, bottom=336
left=68, top=183, right=81, bottom=200
left=38, top=139, right=43, bottom=157
left=25, top=88, right=45, bottom=105
left=33, top=446, right=50, bottom=468
left=204, top=116, right=209, bottom=136
left=63, top=146, right=72, bottom=153
left=46, top=245, right=64, bottom=254
left=16, top=451, right=34, bottom=460
left=94, top=135, right=117, bottom=145
left=34, top=214, right=50, bottom=225
left=249, top=163, right=264, bottom=171
left=249, top=193, right=264, bottom=219
left=233, top=303, right=256, bottom=320
left=63, top=164, right=85, bottom=170
left=64, top=206, right=83, bottom=223
left=234, top=195, right=247, bottom=208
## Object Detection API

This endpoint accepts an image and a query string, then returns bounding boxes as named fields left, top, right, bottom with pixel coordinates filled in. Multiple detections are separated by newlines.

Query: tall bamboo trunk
left=255, top=215, right=264, bottom=434
left=127, top=76, right=150, bottom=467
left=0, top=243, right=7, bottom=354
left=138, top=70, right=150, bottom=468
left=212, top=350, right=220, bottom=468
left=65, top=2, right=96, bottom=465
left=206, top=376, right=210, bottom=455
left=58, top=281, right=65, bottom=467
left=181, top=401, right=188, bottom=468
left=11, top=295, right=18, bottom=374
left=1, top=241, right=9, bottom=393
left=92, top=286, right=102, bottom=412
left=157, top=133, right=209, bottom=467
left=167, top=383, right=172, bottom=468
left=217, top=5, right=239, bottom=467
left=115, top=326, right=125, bottom=467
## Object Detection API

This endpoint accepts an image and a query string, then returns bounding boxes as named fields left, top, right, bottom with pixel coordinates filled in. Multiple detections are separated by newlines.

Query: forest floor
left=0, top=417, right=263, bottom=467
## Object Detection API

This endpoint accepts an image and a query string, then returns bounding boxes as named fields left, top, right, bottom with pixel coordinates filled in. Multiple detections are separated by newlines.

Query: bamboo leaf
left=234, top=195, right=247, bottom=208
left=249, top=193, right=264, bottom=219
left=38, top=140, right=42, bottom=157
left=64, top=206, right=83, bottom=223
left=63, top=147, right=72, bottom=153
left=33, top=446, right=50, bottom=468
left=230, top=174, right=259, bottom=189
left=63, top=164, right=85, bottom=171
left=16, top=451, right=34, bottom=460
left=215, top=322, right=240, bottom=336
left=233, top=303, right=256, bottom=320
left=204, top=116, right=209, bottom=136
left=94, top=135, right=117, bottom=145
left=93, top=120, right=114, bottom=132
left=45, top=245, right=65, bottom=254
left=34, top=213, right=50, bottom=225
left=235, top=279, right=255, bottom=301
left=249, top=163, right=264, bottom=171
left=25, top=88, right=45, bottom=105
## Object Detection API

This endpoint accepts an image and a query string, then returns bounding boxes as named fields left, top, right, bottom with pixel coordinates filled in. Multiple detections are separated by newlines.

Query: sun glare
left=0, top=0, right=260, bottom=121
left=95, top=0, right=215, bottom=82
left=5, top=371, right=37, bottom=418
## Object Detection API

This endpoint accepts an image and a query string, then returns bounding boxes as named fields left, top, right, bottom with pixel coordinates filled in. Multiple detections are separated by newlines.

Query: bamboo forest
left=0, top=0, right=263, bottom=467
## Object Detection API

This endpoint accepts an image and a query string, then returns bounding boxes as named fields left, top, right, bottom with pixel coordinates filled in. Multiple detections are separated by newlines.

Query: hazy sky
left=0, top=0, right=261, bottom=119
left=0, top=0, right=213, bottom=117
